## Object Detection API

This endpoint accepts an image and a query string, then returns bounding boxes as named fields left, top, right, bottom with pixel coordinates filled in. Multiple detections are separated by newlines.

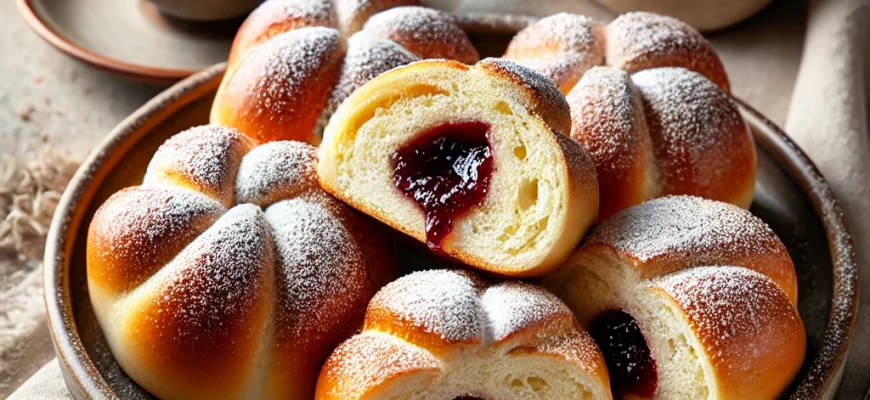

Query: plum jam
left=391, top=122, right=493, bottom=249
left=588, top=310, right=657, bottom=399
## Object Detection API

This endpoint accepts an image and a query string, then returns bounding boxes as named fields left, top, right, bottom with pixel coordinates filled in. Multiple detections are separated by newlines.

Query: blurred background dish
left=146, top=0, right=260, bottom=21
left=16, top=0, right=244, bottom=84
left=592, top=0, right=776, bottom=31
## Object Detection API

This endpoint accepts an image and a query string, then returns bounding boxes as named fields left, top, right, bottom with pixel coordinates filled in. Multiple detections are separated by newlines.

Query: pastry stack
left=86, top=1, right=805, bottom=399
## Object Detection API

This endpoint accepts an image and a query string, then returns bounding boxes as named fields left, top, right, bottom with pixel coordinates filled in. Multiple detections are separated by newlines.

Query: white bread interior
left=359, top=333, right=610, bottom=400
left=545, top=250, right=714, bottom=399
left=318, top=59, right=598, bottom=276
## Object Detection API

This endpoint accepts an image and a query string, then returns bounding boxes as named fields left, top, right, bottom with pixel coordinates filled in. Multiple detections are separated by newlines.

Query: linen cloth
left=4, top=0, right=869, bottom=398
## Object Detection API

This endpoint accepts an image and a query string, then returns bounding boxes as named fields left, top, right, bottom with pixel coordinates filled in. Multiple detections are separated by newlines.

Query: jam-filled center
left=588, top=309, right=658, bottom=399
left=391, top=121, right=494, bottom=249
left=453, top=396, right=484, bottom=400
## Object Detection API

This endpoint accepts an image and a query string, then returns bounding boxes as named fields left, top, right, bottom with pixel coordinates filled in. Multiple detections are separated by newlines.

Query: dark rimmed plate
left=44, top=29, right=858, bottom=400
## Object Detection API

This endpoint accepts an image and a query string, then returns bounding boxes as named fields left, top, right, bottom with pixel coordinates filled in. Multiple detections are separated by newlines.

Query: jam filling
left=453, top=397, right=484, bottom=400
left=391, top=122, right=493, bottom=249
left=588, top=309, right=658, bottom=399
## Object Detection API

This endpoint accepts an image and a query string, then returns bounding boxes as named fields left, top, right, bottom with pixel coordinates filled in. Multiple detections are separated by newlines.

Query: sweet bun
left=316, top=269, right=612, bottom=399
left=501, top=13, right=607, bottom=95
left=87, top=125, right=396, bottom=400
left=567, top=66, right=754, bottom=220
left=543, top=196, right=804, bottom=399
left=335, top=0, right=422, bottom=35
left=226, top=0, right=338, bottom=67
left=506, top=12, right=752, bottom=220
left=317, top=58, right=599, bottom=277
left=505, top=11, right=729, bottom=95
left=362, top=7, right=480, bottom=65
left=605, top=12, right=730, bottom=92
left=212, top=0, right=478, bottom=145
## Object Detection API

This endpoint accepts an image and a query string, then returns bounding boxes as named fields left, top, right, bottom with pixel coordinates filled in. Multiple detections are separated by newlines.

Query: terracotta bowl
left=44, top=30, right=858, bottom=400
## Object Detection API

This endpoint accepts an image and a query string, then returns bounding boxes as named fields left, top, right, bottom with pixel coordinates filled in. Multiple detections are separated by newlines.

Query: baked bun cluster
left=316, top=269, right=612, bottom=399
left=86, top=7, right=808, bottom=400
left=87, top=125, right=396, bottom=400
left=543, top=196, right=804, bottom=399
left=318, top=58, right=599, bottom=277
left=505, top=12, right=755, bottom=220
left=211, top=0, right=479, bottom=145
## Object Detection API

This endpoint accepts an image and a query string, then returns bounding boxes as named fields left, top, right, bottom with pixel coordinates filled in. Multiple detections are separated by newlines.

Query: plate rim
left=43, top=63, right=859, bottom=399
left=16, top=0, right=203, bottom=85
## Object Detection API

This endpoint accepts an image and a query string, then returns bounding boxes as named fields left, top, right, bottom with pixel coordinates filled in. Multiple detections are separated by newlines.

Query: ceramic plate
left=17, top=0, right=243, bottom=84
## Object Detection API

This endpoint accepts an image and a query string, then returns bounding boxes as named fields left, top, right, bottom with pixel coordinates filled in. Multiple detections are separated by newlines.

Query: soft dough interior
left=544, top=252, right=716, bottom=400
left=364, top=337, right=605, bottom=400
left=324, top=69, right=571, bottom=273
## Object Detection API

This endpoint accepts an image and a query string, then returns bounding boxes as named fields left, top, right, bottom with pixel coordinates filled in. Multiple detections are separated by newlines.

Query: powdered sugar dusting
left=335, top=0, right=422, bottom=34
left=362, top=6, right=479, bottom=64
left=144, top=204, right=273, bottom=344
left=588, top=196, right=785, bottom=266
left=478, top=58, right=571, bottom=134
left=145, top=125, right=251, bottom=206
left=91, top=186, right=224, bottom=292
left=504, top=13, right=605, bottom=93
left=568, top=66, right=648, bottom=174
left=481, top=281, right=569, bottom=342
left=250, top=27, right=343, bottom=119
left=653, top=266, right=800, bottom=369
left=235, top=141, right=318, bottom=206
left=605, top=11, right=729, bottom=90
left=535, top=329, right=605, bottom=376
left=607, top=12, right=702, bottom=64
left=366, top=269, right=592, bottom=346
left=369, top=269, right=483, bottom=342
left=631, top=67, right=749, bottom=198
left=333, top=33, right=419, bottom=103
left=322, top=269, right=603, bottom=395
left=253, top=0, right=335, bottom=27
left=91, top=124, right=396, bottom=398
left=266, top=197, right=371, bottom=345
left=315, top=31, right=420, bottom=135
left=321, top=332, right=439, bottom=398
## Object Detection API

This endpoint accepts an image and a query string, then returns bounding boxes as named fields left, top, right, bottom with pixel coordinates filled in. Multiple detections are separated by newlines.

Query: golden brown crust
left=214, top=3, right=476, bottom=146
left=88, top=128, right=398, bottom=400
left=582, top=196, right=797, bottom=305
left=363, top=7, right=480, bottom=65
left=566, top=66, right=657, bottom=221
left=632, top=68, right=755, bottom=207
left=318, top=58, right=598, bottom=276
left=316, top=270, right=610, bottom=399
left=551, top=196, right=803, bottom=399
left=86, top=187, right=224, bottom=295
left=504, top=12, right=748, bottom=216
left=227, top=0, right=337, bottom=68
left=144, top=125, right=255, bottom=207
left=503, top=13, right=606, bottom=94
left=475, top=58, right=572, bottom=136
left=334, top=0, right=422, bottom=35
left=316, top=332, right=440, bottom=400
left=651, top=267, right=805, bottom=399
left=122, top=205, right=276, bottom=399
left=606, top=12, right=730, bottom=93
left=212, top=27, right=345, bottom=145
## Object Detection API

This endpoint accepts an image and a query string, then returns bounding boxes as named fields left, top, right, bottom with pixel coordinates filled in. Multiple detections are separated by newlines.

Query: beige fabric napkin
left=785, top=0, right=870, bottom=398
left=3, top=0, right=868, bottom=398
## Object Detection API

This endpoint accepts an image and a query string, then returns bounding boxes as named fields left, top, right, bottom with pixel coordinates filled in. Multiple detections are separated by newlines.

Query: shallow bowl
left=44, top=27, right=858, bottom=400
